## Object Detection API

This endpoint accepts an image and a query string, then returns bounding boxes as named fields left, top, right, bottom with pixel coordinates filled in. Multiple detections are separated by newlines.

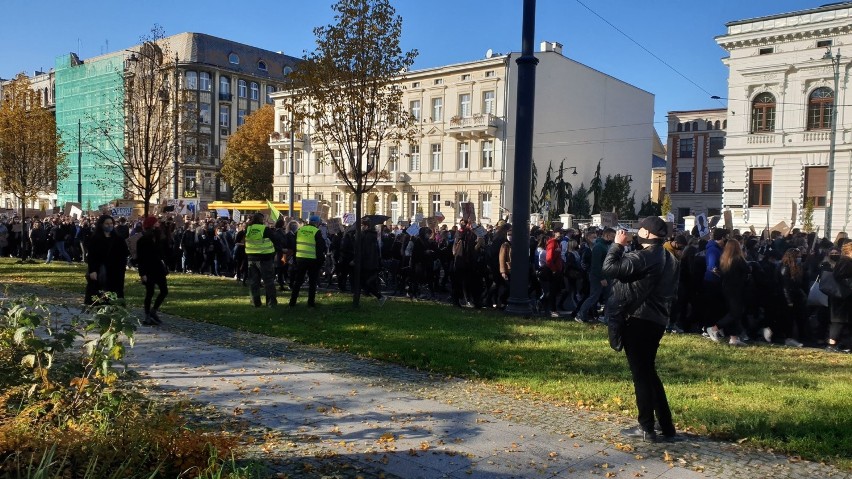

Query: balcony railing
left=447, top=113, right=499, bottom=139
left=219, top=92, right=232, bottom=101
left=268, top=131, right=307, bottom=150
left=747, top=133, right=778, bottom=145
left=803, top=130, right=830, bottom=142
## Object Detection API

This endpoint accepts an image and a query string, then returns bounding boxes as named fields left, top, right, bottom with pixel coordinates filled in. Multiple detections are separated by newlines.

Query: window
left=184, top=170, right=197, bottom=193
left=430, top=143, right=442, bottom=171
left=707, top=171, right=723, bottom=193
left=315, top=152, right=325, bottom=174
left=185, top=71, right=197, bottom=90
left=388, top=146, right=398, bottom=172
left=258, top=61, right=267, bottom=71
left=250, top=82, right=259, bottom=100
left=482, top=90, right=495, bottom=115
left=410, top=100, right=421, bottom=121
left=389, top=194, right=400, bottom=220
left=817, top=39, right=833, bottom=48
left=410, top=193, right=420, bottom=216
left=751, top=93, right=776, bottom=132
left=228, top=53, right=239, bottom=65
left=706, top=121, right=713, bottom=130
left=714, top=120, right=721, bottom=130
left=409, top=144, right=420, bottom=171
left=294, top=150, right=303, bottom=174
left=676, top=123, right=683, bottom=132
left=237, top=108, right=246, bottom=126
left=481, top=140, right=494, bottom=168
left=434, top=78, right=443, bottom=85
left=759, top=47, right=774, bottom=55
left=677, top=172, right=692, bottom=193
left=411, top=81, right=420, bottom=88
left=709, top=137, right=725, bottom=157
left=679, top=138, right=693, bottom=158
left=219, top=105, right=230, bottom=127
left=808, top=87, right=834, bottom=130
left=333, top=193, right=342, bottom=217
left=431, top=97, right=443, bottom=121
left=199, top=103, right=211, bottom=124
left=749, top=168, right=772, bottom=206
left=461, top=74, right=471, bottom=81
left=199, top=72, right=211, bottom=91
left=485, top=70, right=495, bottom=78
left=692, top=121, right=698, bottom=131
left=219, top=76, right=230, bottom=100
left=238, top=79, right=247, bottom=98
left=431, top=193, right=441, bottom=216
left=805, top=166, right=828, bottom=207
left=457, top=142, right=470, bottom=169
left=459, top=93, right=471, bottom=117
left=266, top=85, right=275, bottom=104
left=480, top=192, right=492, bottom=220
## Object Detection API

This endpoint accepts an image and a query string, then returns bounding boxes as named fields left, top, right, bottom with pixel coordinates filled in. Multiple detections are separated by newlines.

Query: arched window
left=258, top=61, right=267, bottom=71
left=685, top=122, right=691, bottom=132
left=807, top=87, right=834, bottom=130
left=692, top=121, right=699, bottom=131
left=751, top=92, right=776, bottom=132
left=238, top=79, right=247, bottom=98
left=185, top=71, right=197, bottom=90
left=706, top=121, right=713, bottom=130
left=676, top=123, right=683, bottom=132
left=723, top=119, right=727, bottom=129
left=714, top=120, right=721, bottom=130
left=228, top=53, right=239, bottom=65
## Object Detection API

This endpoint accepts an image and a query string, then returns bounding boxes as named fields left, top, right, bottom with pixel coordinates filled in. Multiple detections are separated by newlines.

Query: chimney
left=539, top=41, right=563, bottom=55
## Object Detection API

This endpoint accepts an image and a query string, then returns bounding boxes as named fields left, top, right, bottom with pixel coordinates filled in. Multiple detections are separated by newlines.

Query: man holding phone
left=603, top=217, right=680, bottom=442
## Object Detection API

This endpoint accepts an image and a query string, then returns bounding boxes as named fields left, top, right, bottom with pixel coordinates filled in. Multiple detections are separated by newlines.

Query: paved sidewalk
left=122, top=312, right=850, bottom=479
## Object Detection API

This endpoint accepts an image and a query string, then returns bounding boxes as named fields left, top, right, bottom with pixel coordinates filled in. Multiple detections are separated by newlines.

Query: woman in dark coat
left=137, top=216, right=169, bottom=325
left=84, top=215, right=129, bottom=305
left=715, top=239, right=749, bottom=346
left=828, top=241, right=852, bottom=352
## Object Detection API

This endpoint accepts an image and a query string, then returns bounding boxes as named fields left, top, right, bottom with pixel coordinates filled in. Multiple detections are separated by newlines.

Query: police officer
left=245, top=213, right=279, bottom=307
left=289, top=216, right=327, bottom=308
left=603, top=216, right=680, bottom=442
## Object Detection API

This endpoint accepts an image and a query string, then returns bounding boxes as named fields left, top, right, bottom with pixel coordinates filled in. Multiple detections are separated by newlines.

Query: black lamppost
left=505, top=0, right=539, bottom=316
left=823, top=47, right=841, bottom=239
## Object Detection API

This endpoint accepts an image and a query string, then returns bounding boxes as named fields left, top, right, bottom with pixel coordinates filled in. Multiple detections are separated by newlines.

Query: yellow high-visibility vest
left=295, top=225, right=319, bottom=259
left=245, top=225, right=275, bottom=255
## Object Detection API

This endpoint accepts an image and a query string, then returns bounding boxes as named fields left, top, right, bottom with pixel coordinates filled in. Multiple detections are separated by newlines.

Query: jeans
left=46, top=241, right=72, bottom=263
left=247, top=257, right=276, bottom=306
left=623, top=318, right=674, bottom=435
left=577, top=278, right=608, bottom=320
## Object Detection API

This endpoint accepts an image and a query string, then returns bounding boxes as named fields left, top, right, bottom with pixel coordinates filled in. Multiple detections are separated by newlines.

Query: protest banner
left=695, top=213, right=710, bottom=238
left=342, top=212, right=355, bottom=225
left=301, top=199, right=319, bottom=217
left=216, top=208, right=230, bottom=218
left=232, top=209, right=241, bottom=223
left=600, top=212, right=618, bottom=228
left=110, top=207, right=132, bottom=218
left=406, top=222, right=420, bottom=236
left=327, top=218, right=343, bottom=235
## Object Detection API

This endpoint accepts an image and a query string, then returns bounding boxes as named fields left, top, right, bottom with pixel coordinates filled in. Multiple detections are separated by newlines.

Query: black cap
left=638, top=216, right=668, bottom=238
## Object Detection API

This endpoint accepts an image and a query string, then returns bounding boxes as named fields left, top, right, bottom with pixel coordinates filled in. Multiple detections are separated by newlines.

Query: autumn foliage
left=220, top=105, right=275, bottom=201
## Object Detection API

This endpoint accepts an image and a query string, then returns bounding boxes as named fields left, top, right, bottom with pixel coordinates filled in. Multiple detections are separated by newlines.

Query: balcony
left=268, top=131, right=307, bottom=150
left=219, top=92, right=232, bottom=102
left=333, top=170, right=409, bottom=189
left=746, top=133, right=778, bottom=145
left=803, top=130, right=830, bottom=142
left=447, top=113, right=499, bottom=139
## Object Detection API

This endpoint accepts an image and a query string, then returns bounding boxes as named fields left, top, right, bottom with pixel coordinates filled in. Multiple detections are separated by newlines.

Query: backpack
left=565, top=250, right=582, bottom=279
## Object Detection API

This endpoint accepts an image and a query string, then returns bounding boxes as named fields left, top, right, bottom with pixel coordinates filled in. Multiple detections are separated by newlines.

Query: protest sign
left=695, top=213, right=710, bottom=238
left=232, top=209, right=241, bottom=223
left=342, top=213, right=355, bottom=225
left=406, top=223, right=420, bottom=236
left=301, top=199, right=319, bottom=216
left=600, top=212, right=618, bottom=228
left=460, top=202, right=476, bottom=222
left=216, top=208, right=229, bottom=218
left=327, top=218, right=343, bottom=235
left=111, top=207, right=132, bottom=218
left=69, top=205, right=83, bottom=219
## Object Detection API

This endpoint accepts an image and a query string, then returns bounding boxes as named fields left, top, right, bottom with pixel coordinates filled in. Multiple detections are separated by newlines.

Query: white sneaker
left=729, top=337, right=747, bottom=347
left=550, top=311, right=561, bottom=318
left=706, top=327, right=721, bottom=343
left=762, top=328, right=773, bottom=343
left=784, top=338, right=804, bottom=348
left=378, top=295, right=388, bottom=307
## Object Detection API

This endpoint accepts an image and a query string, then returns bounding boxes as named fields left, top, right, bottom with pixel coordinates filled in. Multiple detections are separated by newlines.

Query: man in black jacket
left=603, top=216, right=680, bottom=443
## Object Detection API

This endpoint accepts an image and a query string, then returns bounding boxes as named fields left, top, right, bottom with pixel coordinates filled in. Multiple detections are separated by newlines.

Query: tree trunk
left=19, top=201, right=27, bottom=260
left=351, top=189, right=362, bottom=308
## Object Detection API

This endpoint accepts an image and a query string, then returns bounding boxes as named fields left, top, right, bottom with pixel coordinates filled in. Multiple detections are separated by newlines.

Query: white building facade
left=717, top=2, right=852, bottom=236
left=270, top=42, right=655, bottom=226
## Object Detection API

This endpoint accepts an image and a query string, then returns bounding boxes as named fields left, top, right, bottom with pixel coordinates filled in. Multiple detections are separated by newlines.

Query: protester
left=245, top=213, right=279, bottom=307
left=604, top=216, right=680, bottom=443
left=84, top=214, right=129, bottom=306
left=137, top=216, right=169, bottom=325
left=289, top=216, right=326, bottom=308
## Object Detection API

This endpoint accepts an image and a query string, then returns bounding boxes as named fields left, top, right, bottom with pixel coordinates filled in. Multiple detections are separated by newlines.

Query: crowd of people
left=1, top=211, right=851, bottom=352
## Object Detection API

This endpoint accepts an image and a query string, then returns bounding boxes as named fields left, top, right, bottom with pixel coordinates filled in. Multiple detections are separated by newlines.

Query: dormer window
left=758, top=47, right=774, bottom=55
left=228, top=53, right=240, bottom=65
left=258, top=61, right=267, bottom=71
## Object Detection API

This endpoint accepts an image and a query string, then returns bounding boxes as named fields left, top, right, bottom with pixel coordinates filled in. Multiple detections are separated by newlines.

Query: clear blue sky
left=0, top=0, right=816, bottom=139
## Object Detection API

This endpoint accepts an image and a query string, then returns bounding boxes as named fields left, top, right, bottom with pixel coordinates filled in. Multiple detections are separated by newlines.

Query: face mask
left=103, top=225, right=114, bottom=234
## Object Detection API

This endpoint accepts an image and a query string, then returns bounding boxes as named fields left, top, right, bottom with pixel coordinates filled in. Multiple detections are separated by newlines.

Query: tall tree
left=287, top=0, right=418, bottom=307
left=220, top=105, right=275, bottom=201
left=0, top=73, right=67, bottom=252
left=554, top=158, right=572, bottom=215
left=621, top=193, right=637, bottom=220
left=539, top=161, right=554, bottom=220
left=638, top=194, right=661, bottom=217
left=589, top=159, right=603, bottom=214
left=83, top=25, right=182, bottom=216
left=600, top=173, right=632, bottom=214
left=571, top=182, right=591, bottom=219
left=530, top=161, right=540, bottom=213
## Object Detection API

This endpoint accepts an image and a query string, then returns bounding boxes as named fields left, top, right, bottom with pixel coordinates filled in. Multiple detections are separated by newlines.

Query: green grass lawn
left=3, top=258, right=851, bottom=468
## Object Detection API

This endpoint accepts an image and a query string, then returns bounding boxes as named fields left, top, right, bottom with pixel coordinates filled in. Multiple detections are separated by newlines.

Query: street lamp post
left=824, top=48, right=841, bottom=239
left=173, top=53, right=180, bottom=200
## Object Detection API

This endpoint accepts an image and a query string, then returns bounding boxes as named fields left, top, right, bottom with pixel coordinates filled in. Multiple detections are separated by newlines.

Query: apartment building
left=666, top=109, right=727, bottom=226
left=716, top=2, right=852, bottom=235
left=270, top=41, right=656, bottom=226
left=53, top=33, right=299, bottom=209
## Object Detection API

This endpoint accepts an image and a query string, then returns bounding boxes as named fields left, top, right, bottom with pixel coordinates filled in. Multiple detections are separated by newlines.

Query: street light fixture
left=823, top=47, right=841, bottom=239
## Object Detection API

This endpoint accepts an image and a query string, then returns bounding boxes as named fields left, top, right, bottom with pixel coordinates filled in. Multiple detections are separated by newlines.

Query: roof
left=652, top=155, right=666, bottom=169
left=726, top=2, right=852, bottom=27
left=163, top=33, right=300, bottom=81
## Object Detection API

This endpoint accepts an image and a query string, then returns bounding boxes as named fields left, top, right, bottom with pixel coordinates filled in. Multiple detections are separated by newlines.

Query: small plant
left=802, top=197, right=815, bottom=233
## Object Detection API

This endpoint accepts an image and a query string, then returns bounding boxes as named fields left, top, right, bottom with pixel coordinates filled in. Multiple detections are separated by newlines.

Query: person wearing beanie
left=602, top=215, right=680, bottom=443
left=136, top=216, right=169, bottom=325
left=289, top=215, right=327, bottom=308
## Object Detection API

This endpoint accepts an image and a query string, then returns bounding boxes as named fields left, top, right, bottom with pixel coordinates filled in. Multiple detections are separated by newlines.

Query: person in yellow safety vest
left=289, top=215, right=328, bottom=308
left=245, top=212, right=281, bottom=307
